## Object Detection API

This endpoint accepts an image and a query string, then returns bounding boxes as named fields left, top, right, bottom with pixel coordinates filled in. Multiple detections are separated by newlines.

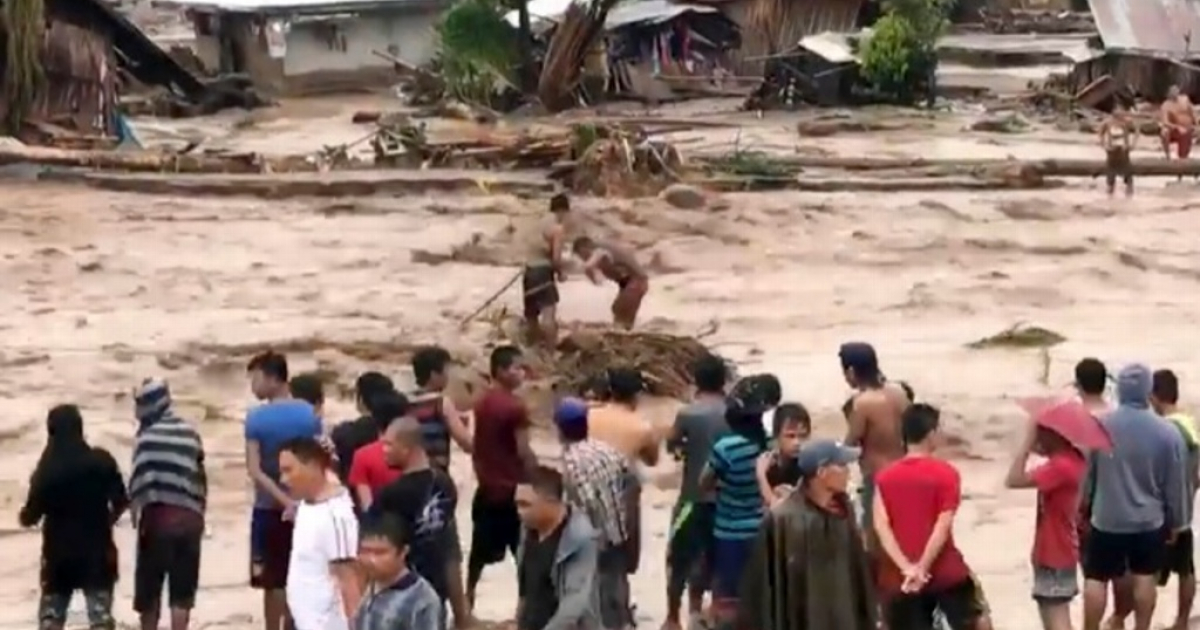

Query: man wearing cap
left=738, top=439, right=877, bottom=630
left=556, top=398, right=636, bottom=630
left=838, top=342, right=908, bottom=537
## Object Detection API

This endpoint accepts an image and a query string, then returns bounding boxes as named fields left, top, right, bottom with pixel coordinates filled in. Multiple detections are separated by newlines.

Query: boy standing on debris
left=1100, top=101, right=1136, bottom=197
left=521, top=193, right=574, bottom=344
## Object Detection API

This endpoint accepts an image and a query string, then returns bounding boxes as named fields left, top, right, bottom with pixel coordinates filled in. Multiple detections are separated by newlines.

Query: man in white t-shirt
left=279, top=437, right=362, bottom=630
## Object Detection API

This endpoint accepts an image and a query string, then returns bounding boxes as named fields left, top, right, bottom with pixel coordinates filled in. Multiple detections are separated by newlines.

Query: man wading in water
left=521, top=193, right=573, bottom=344
left=1159, top=85, right=1195, bottom=178
left=571, top=236, right=650, bottom=331
left=838, top=342, right=909, bottom=542
left=1100, top=101, right=1136, bottom=198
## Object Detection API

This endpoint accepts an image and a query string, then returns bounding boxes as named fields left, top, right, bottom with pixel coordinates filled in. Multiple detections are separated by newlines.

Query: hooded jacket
left=1087, top=364, right=1188, bottom=533
left=517, top=509, right=601, bottom=630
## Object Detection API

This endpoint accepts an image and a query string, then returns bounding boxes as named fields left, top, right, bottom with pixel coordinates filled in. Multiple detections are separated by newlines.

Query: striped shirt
left=407, top=389, right=451, bottom=469
left=129, top=416, right=206, bottom=517
left=710, top=433, right=764, bottom=540
left=563, top=439, right=630, bottom=547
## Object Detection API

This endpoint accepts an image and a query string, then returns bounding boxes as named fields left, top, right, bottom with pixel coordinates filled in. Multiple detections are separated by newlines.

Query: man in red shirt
left=467, top=345, right=538, bottom=609
left=348, top=392, right=408, bottom=511
left=873, top=403, right=992, bottom=630
left=1005, top=413, right=1087, bottom=630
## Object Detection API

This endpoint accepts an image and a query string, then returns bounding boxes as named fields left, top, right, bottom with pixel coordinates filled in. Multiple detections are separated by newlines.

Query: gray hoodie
left=1086, top=364, right=1188, bottom=533
left=517, top=509, right=601, bottom=630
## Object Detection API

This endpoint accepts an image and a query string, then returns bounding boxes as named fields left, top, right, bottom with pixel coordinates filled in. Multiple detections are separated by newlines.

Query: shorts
left=886, top=576, right=987, bottom=630
left=249, top=509, right=294, bottom=590
left=522, top=264, right=558, bottom=320
left=1164, top=128, right=1194, bottom=158
left=666, top=501, right=715, bottom=599
left=135, top=524, right=203, bottom=612
left=1082, top=528, right=1165, bottom=582
left=598, top=547, right=633, bottom=629
left=1158, top=529, right=1195, bottom=585
left=857, top=475, right=876, bottom=533
left=1105, top=148, right=1133, bottom=185
left=1032, top=565, right=1079, bottom=604
left=39, top=589, right=113, bottom=630
left=469, top=488, right=521, bottom=567
left=711, top=537, right=753, bottom=600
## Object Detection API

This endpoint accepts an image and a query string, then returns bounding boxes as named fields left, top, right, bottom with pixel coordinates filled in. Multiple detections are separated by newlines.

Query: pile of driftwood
left=371, top=113, right=578, bottom=169
left=973, top=8, right=1095, bottom=34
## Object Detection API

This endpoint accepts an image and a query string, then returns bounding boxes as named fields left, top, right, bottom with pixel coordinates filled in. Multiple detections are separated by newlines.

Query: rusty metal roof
left=1087, top=0, right=1200, bottom=58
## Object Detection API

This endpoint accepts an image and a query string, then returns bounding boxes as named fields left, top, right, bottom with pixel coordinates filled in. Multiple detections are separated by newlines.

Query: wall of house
left=187, top=6, right=441, bottom=96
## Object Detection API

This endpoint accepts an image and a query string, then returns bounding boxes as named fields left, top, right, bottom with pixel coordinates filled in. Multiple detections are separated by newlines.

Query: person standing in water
left=838, top=342, right=909, bottom=539
left=571, top=236, right=650, bottom=330
left=1159, top=86, right=1195, bottom=172
left=1100, top=101, right=1136, bottom=198
left=521, top=193, right=573, bottom=344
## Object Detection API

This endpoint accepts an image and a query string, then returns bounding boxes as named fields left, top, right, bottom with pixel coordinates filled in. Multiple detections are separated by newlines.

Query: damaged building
left=156, top=0, right=452, bottom=95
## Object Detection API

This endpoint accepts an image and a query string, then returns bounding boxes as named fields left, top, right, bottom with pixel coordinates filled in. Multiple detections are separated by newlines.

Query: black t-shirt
left=764, top=452, right=801, bottom=489
left=373, top=468, right=457, bottom=600
left=330, top=417, right=377, bottom=484
left=518, top=518, right=566, bottom=630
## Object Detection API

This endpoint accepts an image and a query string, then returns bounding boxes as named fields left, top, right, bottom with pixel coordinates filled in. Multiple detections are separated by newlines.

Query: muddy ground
left=1, top=95, right=1199, bottom=630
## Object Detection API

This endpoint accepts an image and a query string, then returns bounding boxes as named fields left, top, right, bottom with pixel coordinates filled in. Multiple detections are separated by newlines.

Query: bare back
left=595, top=241, right=645, bottom=282
left=848, top=383, right=909, bottom=477
left=1164, top=98, right=1196, bottom=127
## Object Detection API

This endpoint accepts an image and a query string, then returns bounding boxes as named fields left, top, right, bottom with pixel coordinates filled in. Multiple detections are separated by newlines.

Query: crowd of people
left=16, top=339, right=1199, bottom=630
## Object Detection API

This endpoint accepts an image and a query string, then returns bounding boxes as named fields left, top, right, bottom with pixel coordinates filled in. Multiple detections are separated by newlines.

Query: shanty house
left=1070, top=0, right=1200, bottom=100
left=154, top=0, right=451, bottom=95
left=694, top=0, right=868, bottom=74
left=0, top=0, right=204, bottom=141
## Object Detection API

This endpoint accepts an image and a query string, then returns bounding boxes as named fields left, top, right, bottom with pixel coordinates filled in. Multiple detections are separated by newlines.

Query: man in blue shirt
left=244, top=351, right=322, bottom=630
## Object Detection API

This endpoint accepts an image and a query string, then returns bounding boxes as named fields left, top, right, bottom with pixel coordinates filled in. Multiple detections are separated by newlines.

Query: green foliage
left=3, top=0, right=47, bottom=134
left=860, top=0, right=951, bottom=104
left=436, top=0, right=520, bottom=106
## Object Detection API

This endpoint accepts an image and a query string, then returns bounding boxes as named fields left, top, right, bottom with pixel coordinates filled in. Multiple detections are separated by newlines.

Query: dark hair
left=773, top=402, right=810, bottom=436
left=732, top=374, right=782, bottom=408
left=1075, top=358, right=1108, bottom=395
left=247, top=351, right=288, bottom=382
left=550, top=193, right=570, bottom=213
left=726, top=396, right=769, bottom=450
left=572, top=236, right=595, bottom=251
left=490, top=345, right=522, bottom=378
left=692, top=354, right=728, bottom=395
left=526, top=465, right=565, bottom=500
left=608, top=367, right=645, bottom=404
left=579, top=372, right=611, bottom=401
left=1153, top=369, right=1180, bottom=405
left=371, top=391, right=410, bottom=433
left=360, top=513, right=410, bottom=551
left=288, top=373, right=325, bottom=408
left=412, top=346, right=452, bottom=388
left=355, top=371, right=396, bottom=408
left=897, top=380, right=915, bottom=403
left=280, top=436, right=333, bottom=468
left=901, top=403, right=941, bottom=445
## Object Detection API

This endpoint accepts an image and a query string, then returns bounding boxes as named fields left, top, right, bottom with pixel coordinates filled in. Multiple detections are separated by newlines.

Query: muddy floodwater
left=1, top=101, right=1199, bottom=630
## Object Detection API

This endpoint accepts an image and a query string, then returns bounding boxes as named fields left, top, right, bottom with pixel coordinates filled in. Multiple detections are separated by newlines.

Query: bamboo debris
left=694, top=154, right=1200, bottom=178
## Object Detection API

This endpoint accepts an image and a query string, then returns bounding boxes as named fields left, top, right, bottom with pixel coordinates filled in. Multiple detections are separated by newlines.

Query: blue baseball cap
left=796, top=439, right=860, bottom=478
left=554, top=397, right=589, bottom=430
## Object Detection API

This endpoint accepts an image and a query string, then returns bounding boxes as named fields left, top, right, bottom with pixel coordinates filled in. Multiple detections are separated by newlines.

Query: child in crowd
left=755, top=403, right=811, bottom=507
left=355, top=515, right=445, bottom=630
left=1004, top=412, right=1086, bottom=630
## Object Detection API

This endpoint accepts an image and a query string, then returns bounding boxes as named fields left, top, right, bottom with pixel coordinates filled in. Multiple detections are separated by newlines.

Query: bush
left=860, top=0, right=950, bottom=104
left=436, top=0, right=520, bottom=106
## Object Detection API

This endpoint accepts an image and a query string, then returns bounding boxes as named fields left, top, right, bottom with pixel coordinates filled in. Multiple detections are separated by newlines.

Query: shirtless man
left=1160, top=86, right=1195, bottom=174
left=522, top=193, right=573, bottom=344
left=838, top=341, right=910, bottom=543
left=1100, top=101, right=1137, bottom=197
left=572, top=235, right=649, bottom=330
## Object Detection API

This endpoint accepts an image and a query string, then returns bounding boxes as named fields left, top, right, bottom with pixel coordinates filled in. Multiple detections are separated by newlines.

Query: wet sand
left=2, top=103, right=1199, bottom=630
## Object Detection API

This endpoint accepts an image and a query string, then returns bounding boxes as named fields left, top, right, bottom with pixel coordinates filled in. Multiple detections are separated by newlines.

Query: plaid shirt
left=562, top=439, right=630, bottom=547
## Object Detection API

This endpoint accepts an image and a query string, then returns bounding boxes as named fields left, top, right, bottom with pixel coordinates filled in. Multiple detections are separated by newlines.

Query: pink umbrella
left=1017, top=396, right=1114, bottom=452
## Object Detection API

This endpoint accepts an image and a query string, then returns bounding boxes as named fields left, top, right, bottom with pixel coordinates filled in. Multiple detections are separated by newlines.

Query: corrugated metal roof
left=505, top=0, right=715, bottom=29
left=1087, top=0, right=1200, bottom=58
left=797, top=30, right=855, bottom=62
left=152, top=0, right=430, bottom=13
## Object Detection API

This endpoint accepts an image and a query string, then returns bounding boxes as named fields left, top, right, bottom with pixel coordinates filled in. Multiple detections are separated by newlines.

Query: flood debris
left=966, top=323, right=1067, bottom=350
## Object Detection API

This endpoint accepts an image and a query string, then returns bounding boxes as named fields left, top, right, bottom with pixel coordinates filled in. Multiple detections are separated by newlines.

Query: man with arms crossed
left=1081, top=364, right=1187, bottom=630
left=244, top=352, right=323, bottom=630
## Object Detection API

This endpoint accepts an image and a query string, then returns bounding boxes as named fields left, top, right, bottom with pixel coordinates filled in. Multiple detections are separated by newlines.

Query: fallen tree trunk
left=701, top=175, right=1064, bottom=192
left=0, top=144, right=311, bottom=174
left=696, top=155, right=1200, bottom=178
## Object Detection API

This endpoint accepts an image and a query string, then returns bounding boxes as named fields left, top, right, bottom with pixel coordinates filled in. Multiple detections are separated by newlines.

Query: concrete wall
left=187, top=6, right=442, bottom=96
